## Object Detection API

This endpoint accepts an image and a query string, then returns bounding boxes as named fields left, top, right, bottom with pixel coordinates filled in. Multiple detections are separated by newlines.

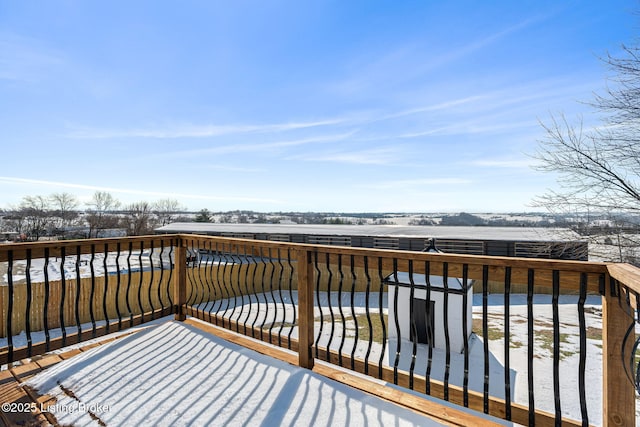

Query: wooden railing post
left=174, top=240, right=187, bottom=321
left=602, top=274, right=636, bottom=427
left=297, top=249, right=314, bottom=369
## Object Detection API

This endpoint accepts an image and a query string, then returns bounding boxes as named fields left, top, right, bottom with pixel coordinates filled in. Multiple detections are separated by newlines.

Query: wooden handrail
left=607, top=262, right=640, bottom=294
left=0, top=234, right=181, bottom=262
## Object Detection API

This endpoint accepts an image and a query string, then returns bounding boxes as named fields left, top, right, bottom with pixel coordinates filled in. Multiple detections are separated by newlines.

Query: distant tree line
left=409, top=213, right=559, bottom=227
left=190, top=210, right=396, bottom=225
left=0, top=191, right=188, bottom=241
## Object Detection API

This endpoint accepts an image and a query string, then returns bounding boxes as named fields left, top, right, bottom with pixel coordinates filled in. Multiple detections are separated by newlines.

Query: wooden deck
left=0, top=320, right=511, bottom=427
left=0, top=333, right=135, bottom=427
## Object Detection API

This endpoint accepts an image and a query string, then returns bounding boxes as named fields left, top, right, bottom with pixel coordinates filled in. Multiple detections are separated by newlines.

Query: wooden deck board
left=1, top=318, right=518, bottom=426
left=184, top=317, right=510, bottom=427
left=0, top=325, right=152, bottom=427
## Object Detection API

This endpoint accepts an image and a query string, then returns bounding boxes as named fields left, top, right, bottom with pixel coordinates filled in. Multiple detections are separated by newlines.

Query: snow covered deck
left=4, top=319, right=511, bottom=426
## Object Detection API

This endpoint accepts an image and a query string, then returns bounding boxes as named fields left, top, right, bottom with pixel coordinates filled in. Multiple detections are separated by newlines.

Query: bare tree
left=17, top=195, right=53, bottom=241
left=533, top=45, right=640, bottom=264
left=123, top=201, right=156, bottom=236
left=154, top=198, right=185, bottom=226
left=49, top=192, right=79, bottom=233
left=86, top=191, right=121, bottom=238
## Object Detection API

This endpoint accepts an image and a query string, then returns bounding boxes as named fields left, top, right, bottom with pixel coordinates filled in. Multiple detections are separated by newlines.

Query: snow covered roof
left=156, top=223, right=582, bottom=242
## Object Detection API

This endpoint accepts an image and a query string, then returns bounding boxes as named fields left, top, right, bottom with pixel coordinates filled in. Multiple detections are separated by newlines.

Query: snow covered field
left=0, top=251, right=170, bottom=285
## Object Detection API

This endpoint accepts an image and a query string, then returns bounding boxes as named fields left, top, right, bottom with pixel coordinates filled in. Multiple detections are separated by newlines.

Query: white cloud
left=378, top=95, right=488, bottom=122
left=0, top=34, right=65, bottom=82
left=468, top=159, right=535, bottom=168
left=0, top=177, right=281, bottom=204
left=170, top=131, right=359, bottom=157
left=65, top=118, right=346, bottom=139
left=363, top=178, right=472, bottom=190
left=290, top=147, right=400, bottom=165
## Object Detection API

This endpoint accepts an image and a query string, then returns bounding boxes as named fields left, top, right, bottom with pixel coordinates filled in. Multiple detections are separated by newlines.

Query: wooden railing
left=1, top=234, right=638, bottom=426
left=0, top=236, right=178, bottom=359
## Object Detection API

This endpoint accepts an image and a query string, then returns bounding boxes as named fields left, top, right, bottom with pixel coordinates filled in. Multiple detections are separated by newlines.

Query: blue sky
left=0, top=1, right=636, bottom=212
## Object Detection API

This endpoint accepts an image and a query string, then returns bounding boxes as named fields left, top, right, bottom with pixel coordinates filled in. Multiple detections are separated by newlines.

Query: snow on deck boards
left=25, top=320, right=508, bottom=427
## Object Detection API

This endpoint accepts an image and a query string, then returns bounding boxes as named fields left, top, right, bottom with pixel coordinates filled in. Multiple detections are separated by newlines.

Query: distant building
left=0, top=231, right=20, bottom=242
left=156, top=223, right=588, bottom=260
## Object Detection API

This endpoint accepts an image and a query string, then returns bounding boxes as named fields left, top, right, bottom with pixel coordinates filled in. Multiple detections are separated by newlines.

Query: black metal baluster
left=185, top=240, right=197, bottom=307
left=377, top=257, right=387, bottom=379
left=552, top=270, right=562, bottom=423
left=232, top=247, right=244, bottom=334
left=242, top=245, right=252, bottom=335
left=482, top=264, right=489, bottom=414
left=286, top=249, right=295, bottom=350
left=425, top=261, right=433, bottom=395
left=527, top=268, right=535, bottom=425
left=276, top=249, right=286, bottom=346
left=44, top=248, right=51, bottom=351
left=194, top=242, right=207, bottom=310
left=408, top=260, right=417, bottom=390
left=60, top=247, right=67, bottom=346
left=89, top=245, right=97, bottom=338
left=126, top=242, right=134, bottom=328
left=443, top=262, right=451, bottom=400
left=249, top=245, right=260, bottom=336
left=462, top=264, right=469, bottom=407
left=193, top=241, right=204, bottom=311
left=392, top=258, right=401, bottom=384
left=623, top=286, right=637, bottom=387
left=237, top=245, right=248, bottom=335
left=74, top=246, right=82, bottom=343
left=337, top=254, right=346, bottom=367
left=203, top=240, right=215, bottom=323
left=257, top=247, right=267, bottom=339
left=504, top=266, right=512, bottom=420
left=314, top=251, right=323, bottom=359
left=7, top=250, right=14, bottom=363
left=211, top=242, right=224, bottom=317
left=349, top=254, right=358, bottom=371
left=102, top=244, right=110, bottom=333
left=266, top=248, right=277, bottom=341
left=25, top=249, right=32, bottom=355
left=136, top=242, right=144, bottom=320
left=166, top=243, right=174, bottom=306
left=326, top=253, right=336, bottom=361
left=363, top=256, right=373, bottom=375
left=220, top=244, right=232, bottom=329
left=115, top=243, right=123, bottom=330
left=157, top=240, right=166, bottom=310
left=148, top=241, right=156, bottom=319
left=227, top=245, right=239, bottom=328
left=137, top=242, right=145, bottom=323
left=577, top=272, right=589, bottom=426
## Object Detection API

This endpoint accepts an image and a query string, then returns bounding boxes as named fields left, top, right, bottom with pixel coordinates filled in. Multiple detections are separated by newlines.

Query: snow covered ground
left=0, top=251, right=169, bottom=285
left=25, top=320, right=514, bottom=426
